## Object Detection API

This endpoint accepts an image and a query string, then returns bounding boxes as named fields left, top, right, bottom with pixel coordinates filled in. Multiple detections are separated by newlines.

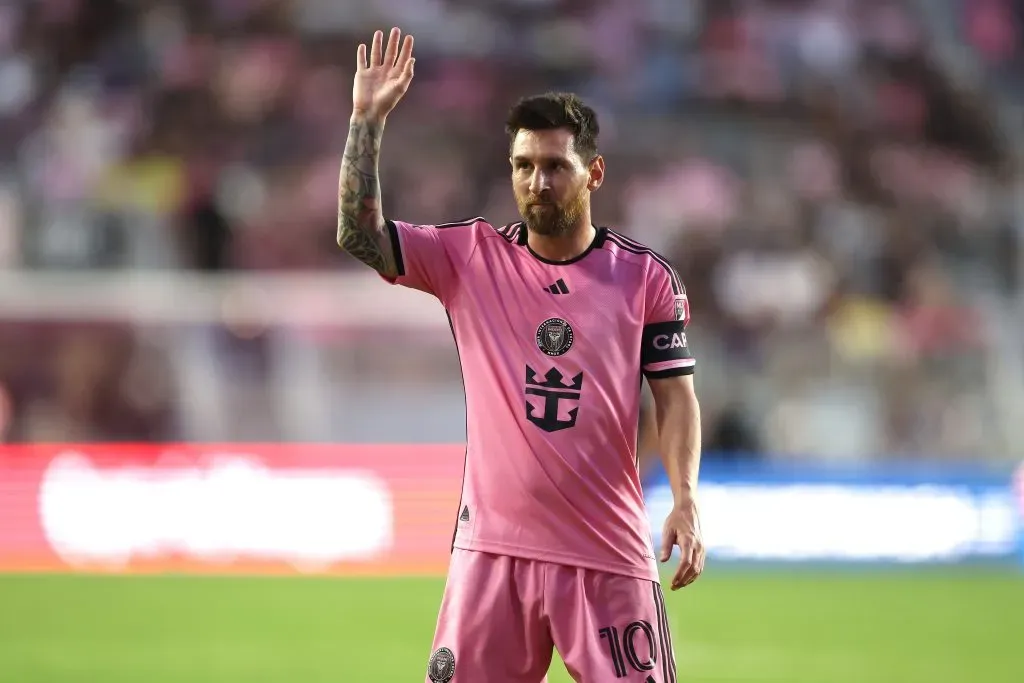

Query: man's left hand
left=659, top=497, right=705, bottom=591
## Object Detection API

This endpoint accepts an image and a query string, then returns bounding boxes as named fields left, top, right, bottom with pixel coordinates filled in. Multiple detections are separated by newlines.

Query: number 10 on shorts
left=599, top=621, right=658, bottom=680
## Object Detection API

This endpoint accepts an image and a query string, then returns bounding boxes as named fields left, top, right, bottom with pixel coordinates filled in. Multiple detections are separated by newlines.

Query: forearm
left=655, top=389, right=702, bottom=507
left=337, top=116, right=396, bottom=276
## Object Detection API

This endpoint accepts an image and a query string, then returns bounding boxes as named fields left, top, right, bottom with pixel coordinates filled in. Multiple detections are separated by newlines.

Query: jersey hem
left=455, top=538, right=659, bottom=583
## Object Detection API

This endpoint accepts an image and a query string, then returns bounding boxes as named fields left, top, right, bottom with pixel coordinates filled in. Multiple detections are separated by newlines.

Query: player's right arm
left=336, top=28, right=415, bottom=279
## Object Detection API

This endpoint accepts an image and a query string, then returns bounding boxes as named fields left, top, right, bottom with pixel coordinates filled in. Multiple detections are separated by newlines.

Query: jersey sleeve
left=380, top=218, right=481, bottom=305
left=641, top=261, right=695, bottom=379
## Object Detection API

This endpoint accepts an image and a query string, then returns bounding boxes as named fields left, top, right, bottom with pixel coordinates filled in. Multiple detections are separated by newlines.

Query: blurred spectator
left=0, top=0, right=1018, bottom=460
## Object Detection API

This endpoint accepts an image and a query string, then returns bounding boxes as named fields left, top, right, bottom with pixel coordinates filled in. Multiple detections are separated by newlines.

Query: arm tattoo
left=337, top=119, right=396, bottom=275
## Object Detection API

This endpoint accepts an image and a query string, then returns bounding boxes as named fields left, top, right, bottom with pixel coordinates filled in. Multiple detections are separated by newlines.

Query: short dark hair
left=505, top=92, right=600, bottom=161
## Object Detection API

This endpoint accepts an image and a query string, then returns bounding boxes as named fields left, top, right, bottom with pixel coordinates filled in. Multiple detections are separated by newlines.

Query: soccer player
left=337, top=28, right=705, bottom=683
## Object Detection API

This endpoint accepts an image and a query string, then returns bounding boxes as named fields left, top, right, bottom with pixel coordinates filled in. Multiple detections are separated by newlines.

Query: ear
left=587, top=155, right=605, bottom=192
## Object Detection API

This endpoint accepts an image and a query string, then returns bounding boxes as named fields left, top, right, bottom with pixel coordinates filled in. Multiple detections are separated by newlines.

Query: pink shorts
left=425, top=548, right=678, bottom=683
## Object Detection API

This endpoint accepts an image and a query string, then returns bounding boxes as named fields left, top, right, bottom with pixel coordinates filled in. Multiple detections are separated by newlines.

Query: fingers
left=670, top=542, right=693, bottom=591
left=659, top=528, right=675, bottom=563
left=670, top=539, right=706, bottom=591
left=672, top=555, right=697, bottom=590
left=361, top=30, right=414, bottom=72
left=383, top=27, right=401, bottom=67
left=369, top=29, right=384, bottom=67
left=397, top=34, right=415, bottom=68
left=686, top=548, right=705, bottom=586
left=676, top=558, right=698, bottom=590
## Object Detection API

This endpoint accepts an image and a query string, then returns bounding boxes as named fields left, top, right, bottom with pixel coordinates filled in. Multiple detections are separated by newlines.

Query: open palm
left=353, top=28, right=415, bottom=120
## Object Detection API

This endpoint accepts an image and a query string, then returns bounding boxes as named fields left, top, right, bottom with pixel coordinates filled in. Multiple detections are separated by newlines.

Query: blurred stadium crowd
left=0, top=0, right=1022, bottom=462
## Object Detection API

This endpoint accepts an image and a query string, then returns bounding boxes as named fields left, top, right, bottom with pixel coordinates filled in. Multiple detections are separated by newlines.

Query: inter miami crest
left=427, top=647, right=455, bottom=682
left=536, top=317, right=574, bottom=356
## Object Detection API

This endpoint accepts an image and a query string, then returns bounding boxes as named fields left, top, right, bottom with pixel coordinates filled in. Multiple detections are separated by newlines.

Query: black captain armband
left=641, top=320, right=695, bottom=377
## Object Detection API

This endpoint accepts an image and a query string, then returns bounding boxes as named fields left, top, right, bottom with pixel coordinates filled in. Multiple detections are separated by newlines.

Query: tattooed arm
left=337, top=28, right=415, bottom=277
left=336, top=117, right=398, bottom=277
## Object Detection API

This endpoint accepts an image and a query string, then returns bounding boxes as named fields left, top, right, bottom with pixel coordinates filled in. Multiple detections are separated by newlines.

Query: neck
left=527, top=221, right=597, bottom=263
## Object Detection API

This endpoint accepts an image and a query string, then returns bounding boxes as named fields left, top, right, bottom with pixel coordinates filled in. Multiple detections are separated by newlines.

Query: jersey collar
left=519, top=224, right=607, bottom=266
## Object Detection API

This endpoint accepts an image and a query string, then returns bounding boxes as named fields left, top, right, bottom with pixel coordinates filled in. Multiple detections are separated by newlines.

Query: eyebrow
left=512, top=154, right=570, bottom=165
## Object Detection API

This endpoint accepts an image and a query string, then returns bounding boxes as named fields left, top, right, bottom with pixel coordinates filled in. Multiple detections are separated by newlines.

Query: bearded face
left=510, top=128, right=597, bottom=238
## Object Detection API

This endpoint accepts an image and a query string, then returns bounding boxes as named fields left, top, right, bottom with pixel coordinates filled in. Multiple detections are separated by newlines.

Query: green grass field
left=0, top=569, right=1020, bottom=682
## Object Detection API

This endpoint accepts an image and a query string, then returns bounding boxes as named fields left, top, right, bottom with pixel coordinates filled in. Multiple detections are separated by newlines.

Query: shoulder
left=450, top=219, right=526, bottom=249
left=431, top=216, right=492, bottom=241
left=600, top=227, right=684, bottom=295
left=411, top=217, right=522, bottom=244
left=388, top=216, right=498, bottom=249
left=434, top=216, right=489, bottom=230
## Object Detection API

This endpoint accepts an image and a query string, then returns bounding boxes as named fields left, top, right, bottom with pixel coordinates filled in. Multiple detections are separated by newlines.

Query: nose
left=529, top=169, right=551, bottom=197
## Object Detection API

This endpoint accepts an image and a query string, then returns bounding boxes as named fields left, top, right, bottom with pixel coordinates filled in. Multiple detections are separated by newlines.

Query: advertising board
left=0, top=444, right=463, bottom=575
left=0, top=446, right=1018, bottom=574
left=645, top=461, right=1020, bottom=564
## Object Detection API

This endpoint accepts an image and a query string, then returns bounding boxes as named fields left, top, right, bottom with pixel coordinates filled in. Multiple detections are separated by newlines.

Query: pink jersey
left=382, top=217, right=694, bottom=582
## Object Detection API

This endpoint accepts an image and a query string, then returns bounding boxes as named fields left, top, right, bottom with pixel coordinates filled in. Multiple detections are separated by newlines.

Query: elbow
left=336, top=223, right=358, bottom=255
left=336, top=222, right=350, bottom=251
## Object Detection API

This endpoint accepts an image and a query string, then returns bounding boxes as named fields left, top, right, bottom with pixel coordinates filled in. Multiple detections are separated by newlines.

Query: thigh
left=426, top=549, right=553, bottom=683
left=548, top=568, right=677, bottom=683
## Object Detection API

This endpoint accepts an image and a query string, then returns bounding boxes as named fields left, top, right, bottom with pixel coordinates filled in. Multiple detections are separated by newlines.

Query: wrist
left=351, top=110, right=386, bottom=127
left=672, top=487, right=697, bottom=509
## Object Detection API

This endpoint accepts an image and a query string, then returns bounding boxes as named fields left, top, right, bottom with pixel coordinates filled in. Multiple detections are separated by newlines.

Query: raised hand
left=352, top=28, right=415, bottom=121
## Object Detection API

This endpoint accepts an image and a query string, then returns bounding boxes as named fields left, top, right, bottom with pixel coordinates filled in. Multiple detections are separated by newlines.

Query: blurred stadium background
left=0, top=0, right=1022, bottom=681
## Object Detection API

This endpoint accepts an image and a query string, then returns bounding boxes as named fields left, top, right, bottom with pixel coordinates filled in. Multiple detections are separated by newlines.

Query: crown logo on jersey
left=526, top=366, right=584, bottom=392
left=525, top=366, right=585, bottom=433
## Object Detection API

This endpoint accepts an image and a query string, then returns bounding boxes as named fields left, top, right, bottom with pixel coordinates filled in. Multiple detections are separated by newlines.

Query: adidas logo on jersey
left=543, top=278, right=569, bottom=294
